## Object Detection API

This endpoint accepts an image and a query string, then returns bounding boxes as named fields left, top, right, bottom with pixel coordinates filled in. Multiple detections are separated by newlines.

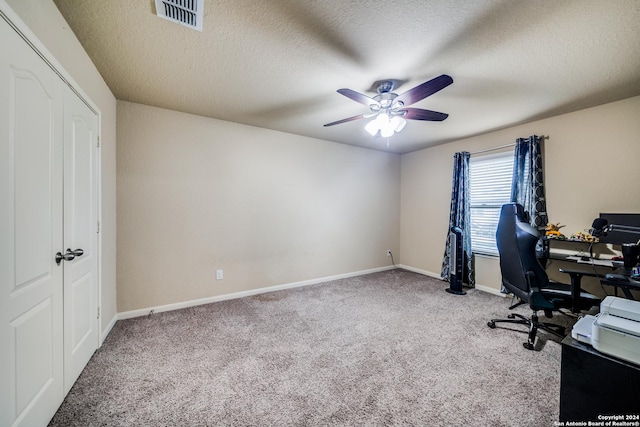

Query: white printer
left=572, top=296, right=640, bottom=365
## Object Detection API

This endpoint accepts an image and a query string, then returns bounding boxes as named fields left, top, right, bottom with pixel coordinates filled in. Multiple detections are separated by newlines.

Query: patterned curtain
left=511, top=135, right=548, bottom=230
left=441, top=151, right=474, bottom=286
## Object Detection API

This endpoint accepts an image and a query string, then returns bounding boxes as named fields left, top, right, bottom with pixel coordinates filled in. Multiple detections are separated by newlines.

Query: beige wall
left=116, top=101, right=400, bottom=312
left=5, top=0, right=118, bottom=335
left=7, top=0, right=640, bottom=317
left=400, top=95, right=640, bottom=295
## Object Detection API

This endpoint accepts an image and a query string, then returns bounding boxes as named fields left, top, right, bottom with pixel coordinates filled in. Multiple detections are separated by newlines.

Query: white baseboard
left=117, top=265, right=397, bottom=320
left=396, top=264, right=505, bottom=297
left=474, top=283, right=506, bottom=297
left=101, top=264, right=503, bottom=343
left=396, top=264, right=442, bottom=279
left=100, top=314, right=118, bottom=346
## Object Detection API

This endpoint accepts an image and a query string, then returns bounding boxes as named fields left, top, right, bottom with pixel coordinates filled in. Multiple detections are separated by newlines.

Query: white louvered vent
left=154, top=0, right=204, bottom=31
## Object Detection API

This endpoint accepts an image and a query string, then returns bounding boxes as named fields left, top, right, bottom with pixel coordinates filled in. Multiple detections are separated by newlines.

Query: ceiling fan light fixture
left=365, top=120, right=379, bottom=136
left=390, top=115, right=406, bottom=132
left=375, top=113, right=390, bottom=127
left=365, top=112, right=406, bottom=137
left=326, top=74, right=452, bottom=141
left=324, top=74, right=453, bottom=139
left=380, top=126, right=394, bottom=138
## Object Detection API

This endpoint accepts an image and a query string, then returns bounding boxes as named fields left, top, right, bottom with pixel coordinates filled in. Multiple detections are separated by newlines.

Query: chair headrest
left=501, top=203, right=538, bottom=238
left=500, top=203, right=525, bottom=219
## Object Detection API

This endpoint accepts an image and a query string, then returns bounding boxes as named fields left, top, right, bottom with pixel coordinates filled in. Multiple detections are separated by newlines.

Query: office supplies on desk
left=565, top=255, right=614, bottom=267
left=571, top=296, right=640, bottom=365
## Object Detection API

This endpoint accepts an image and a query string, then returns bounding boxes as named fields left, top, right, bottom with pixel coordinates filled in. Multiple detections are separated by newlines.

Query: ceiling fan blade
left=400, top=108, right=449, bottom=121
left=394, top=74, right=453, bottom=107
left=323, top=114, right=368, bottom=127
left=337, top=88, right=381, bottom=108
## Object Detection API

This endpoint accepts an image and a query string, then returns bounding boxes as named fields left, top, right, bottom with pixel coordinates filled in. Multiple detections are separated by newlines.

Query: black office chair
left=487, top=203, right=600, bottom=350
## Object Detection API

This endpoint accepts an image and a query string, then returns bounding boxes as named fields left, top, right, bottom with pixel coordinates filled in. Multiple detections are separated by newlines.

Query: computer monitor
left=598, top=213, right=640, bottom=245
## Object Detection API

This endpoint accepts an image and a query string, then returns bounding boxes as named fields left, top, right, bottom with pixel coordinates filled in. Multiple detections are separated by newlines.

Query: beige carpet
left=49, top=269, right=574, bottom=426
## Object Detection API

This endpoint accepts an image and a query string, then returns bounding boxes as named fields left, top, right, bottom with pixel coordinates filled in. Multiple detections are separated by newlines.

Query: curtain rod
left=469, top=135, right=548, bottom=156
left=469, top=143, right=515, bottom=155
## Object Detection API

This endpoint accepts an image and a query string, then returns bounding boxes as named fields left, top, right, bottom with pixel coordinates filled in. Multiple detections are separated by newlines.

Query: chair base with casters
left=488, top=303, right=567, bottom=350
left=487, top=203, right=600, bottom=350
left=488, top=285, right=598, bottom=350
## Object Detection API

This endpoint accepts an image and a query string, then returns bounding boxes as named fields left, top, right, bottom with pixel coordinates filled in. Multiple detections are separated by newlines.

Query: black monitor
left=598, top=213, right=640, bottom=245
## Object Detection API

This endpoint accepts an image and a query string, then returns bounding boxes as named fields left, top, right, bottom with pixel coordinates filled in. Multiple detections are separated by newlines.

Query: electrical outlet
left=386, top=250, right=392, bottom=257
left=216, top=269, right=223, bottom=280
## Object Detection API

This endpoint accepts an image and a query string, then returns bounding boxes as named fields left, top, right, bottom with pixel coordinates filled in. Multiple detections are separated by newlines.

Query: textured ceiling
left=53, top=0, right=640, bottom=154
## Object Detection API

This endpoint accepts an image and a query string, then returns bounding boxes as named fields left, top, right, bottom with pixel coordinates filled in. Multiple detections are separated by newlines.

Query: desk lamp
left=594, top=220, right=640, bottom=268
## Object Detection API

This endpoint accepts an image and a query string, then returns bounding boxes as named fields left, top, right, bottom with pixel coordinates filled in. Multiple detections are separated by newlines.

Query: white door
left=0, top=16, right=65, bottom=427
left=0, top=13, right=100, bottom=426
left=63, top=86, right=98, bottom=394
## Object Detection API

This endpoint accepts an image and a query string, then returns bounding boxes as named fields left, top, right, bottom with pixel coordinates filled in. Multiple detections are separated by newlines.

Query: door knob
left=55, top=249, right=75, bottom=265
left=69, top=248, right=84, bottom=257
left=55, top=248, right=84, bottom=265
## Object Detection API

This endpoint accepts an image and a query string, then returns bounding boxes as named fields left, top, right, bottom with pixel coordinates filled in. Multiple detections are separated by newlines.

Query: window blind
left=469, top=152, right=514, bottom=255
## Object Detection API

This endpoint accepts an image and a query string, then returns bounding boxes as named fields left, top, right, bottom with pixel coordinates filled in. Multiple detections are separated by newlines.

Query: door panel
left=0, top=16, right=64, bottom=427
left=70, top=273, right=93, bottom=351
left=63, top=86, right=98, bottom=394
left=12, top=298, right=55, bottom=415
left=13, top=69, right=55, bottom=288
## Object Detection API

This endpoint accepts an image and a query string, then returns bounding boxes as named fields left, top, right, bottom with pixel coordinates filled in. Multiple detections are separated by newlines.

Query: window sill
left=473, top=252, right=499, bottom=259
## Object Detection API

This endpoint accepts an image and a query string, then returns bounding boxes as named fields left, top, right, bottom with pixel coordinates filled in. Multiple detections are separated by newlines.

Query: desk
left=600, top=273, right=640, bottom=300
left=558, top=268, right=600, bottom=311
left=557, top=266, right=640, bottom=303
left=559, top=336, right=640, bottom=423
left=541, top=237, right=598, bottom=262
left=542, top=237, right=618, bottom=267
left=544, top=238, right=640, bottom=302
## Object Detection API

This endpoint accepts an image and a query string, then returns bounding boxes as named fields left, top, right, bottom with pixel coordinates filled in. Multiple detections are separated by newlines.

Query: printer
left=572, top=296, right=640, bottom=365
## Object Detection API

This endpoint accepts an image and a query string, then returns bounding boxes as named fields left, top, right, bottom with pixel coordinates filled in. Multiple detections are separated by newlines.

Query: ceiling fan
left=323, top=74, right=453, bottom=138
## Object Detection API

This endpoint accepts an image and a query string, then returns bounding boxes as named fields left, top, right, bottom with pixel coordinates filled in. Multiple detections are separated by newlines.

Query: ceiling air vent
left=154, top=0, right=204, bottom=31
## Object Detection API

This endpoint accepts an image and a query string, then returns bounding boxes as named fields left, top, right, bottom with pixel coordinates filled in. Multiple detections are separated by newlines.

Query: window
left=469, top=151, right=514, bottom=256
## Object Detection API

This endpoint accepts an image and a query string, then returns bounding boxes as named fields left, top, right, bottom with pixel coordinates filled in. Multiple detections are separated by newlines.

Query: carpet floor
left=49, top=269, right=575, bottom=426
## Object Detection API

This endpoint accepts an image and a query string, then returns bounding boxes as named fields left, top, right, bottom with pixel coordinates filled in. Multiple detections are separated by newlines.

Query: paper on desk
left=565, top=256, right=613, bottom=267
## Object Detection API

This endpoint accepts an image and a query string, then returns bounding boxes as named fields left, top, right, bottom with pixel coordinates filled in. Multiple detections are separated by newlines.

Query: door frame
left=0, top=1, right=103, bottom=348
